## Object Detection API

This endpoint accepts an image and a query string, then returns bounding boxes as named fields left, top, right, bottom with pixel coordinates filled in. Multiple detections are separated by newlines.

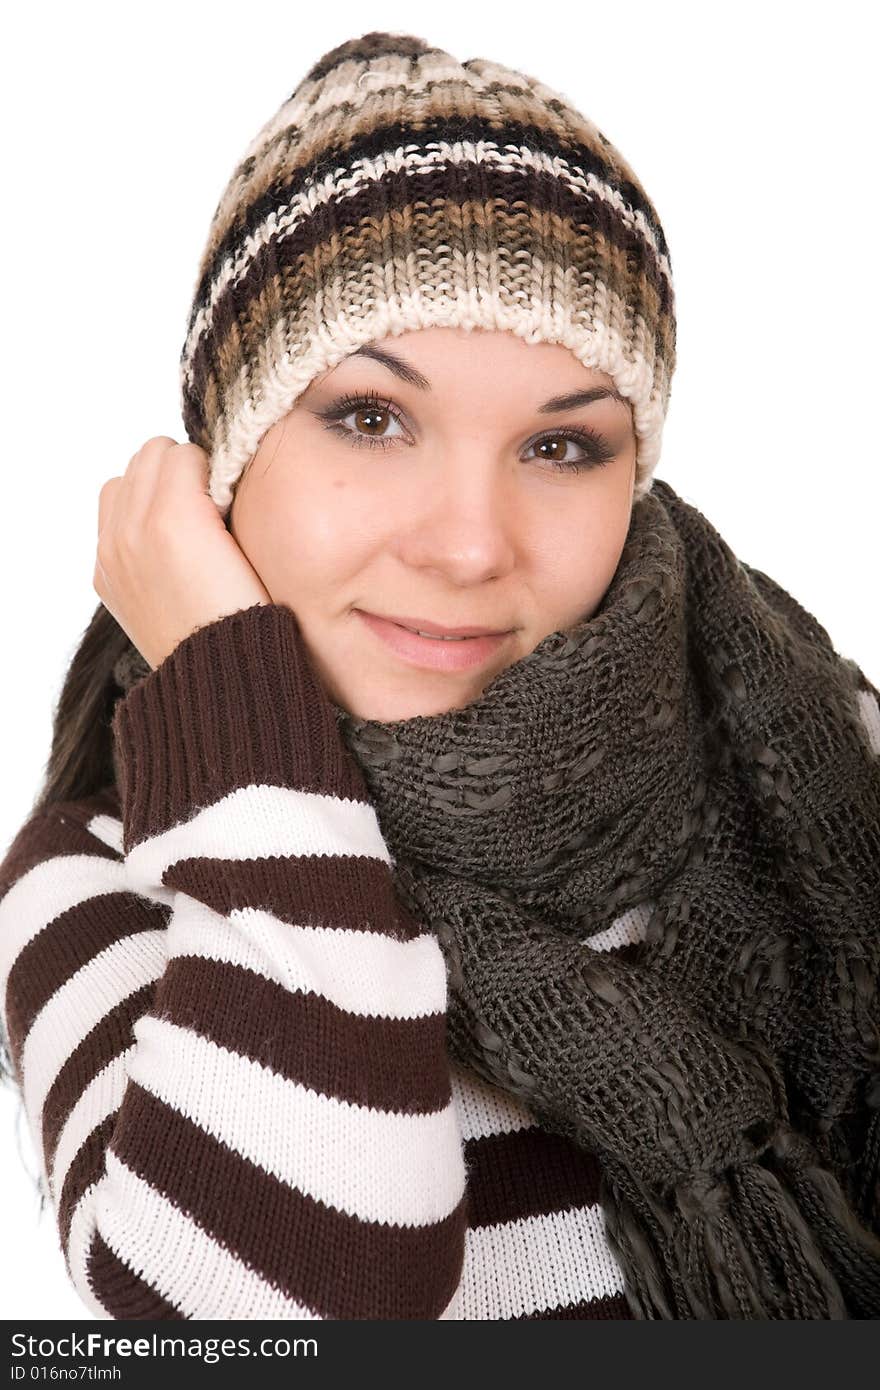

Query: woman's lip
left=369, top=613, right=511, bottom=638
left=354, top=609, right=513, bottom=672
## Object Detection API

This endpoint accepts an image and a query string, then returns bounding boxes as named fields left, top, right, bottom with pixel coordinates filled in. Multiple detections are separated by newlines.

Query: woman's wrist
left=111, top=601, right=370, bottom=851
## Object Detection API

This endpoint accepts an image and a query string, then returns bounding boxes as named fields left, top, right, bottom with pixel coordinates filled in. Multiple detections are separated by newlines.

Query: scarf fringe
left=600, top=1122, right=880, bottom=1318
left=855, top=1105, right=880, bottom=1232
left=773, top=1125, right=880, bottom=1318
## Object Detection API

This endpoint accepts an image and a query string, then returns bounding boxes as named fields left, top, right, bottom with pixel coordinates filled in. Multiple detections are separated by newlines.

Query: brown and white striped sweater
left=15, top=605, right=879, bottom=1320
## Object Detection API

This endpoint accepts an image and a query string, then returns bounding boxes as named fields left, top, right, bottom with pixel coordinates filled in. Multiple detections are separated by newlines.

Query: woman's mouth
left=354, top=610, right=514, bottom=672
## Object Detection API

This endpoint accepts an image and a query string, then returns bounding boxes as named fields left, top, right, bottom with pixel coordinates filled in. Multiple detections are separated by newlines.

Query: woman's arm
left=0, top=602, right=468, bottom=1320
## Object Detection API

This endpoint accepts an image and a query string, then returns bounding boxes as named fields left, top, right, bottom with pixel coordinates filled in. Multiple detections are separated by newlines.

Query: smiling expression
left=228, top=325, right=638, bottom=721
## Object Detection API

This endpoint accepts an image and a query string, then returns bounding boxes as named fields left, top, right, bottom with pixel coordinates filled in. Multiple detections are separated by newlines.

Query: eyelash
left=315, top=389, right=617, bottom=472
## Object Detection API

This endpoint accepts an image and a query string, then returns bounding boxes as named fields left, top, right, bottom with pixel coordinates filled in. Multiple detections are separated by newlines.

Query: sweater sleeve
left=0, top=602, right=468, bottom=1320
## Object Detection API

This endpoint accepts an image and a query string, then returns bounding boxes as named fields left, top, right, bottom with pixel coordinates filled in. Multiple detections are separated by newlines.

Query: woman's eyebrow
left=346, top=344, right=630, bottom=413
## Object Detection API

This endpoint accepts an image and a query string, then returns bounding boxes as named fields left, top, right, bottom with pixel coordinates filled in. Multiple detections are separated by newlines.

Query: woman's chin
left=338, top=691, right=469, bottom=722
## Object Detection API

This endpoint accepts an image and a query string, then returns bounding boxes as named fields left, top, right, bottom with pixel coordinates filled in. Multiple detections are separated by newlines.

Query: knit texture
left=178, top=29, right=676, bottom=516
left=334, top=477, right=880, bottom=1319
left=0, top=603, right=633, bottom=1320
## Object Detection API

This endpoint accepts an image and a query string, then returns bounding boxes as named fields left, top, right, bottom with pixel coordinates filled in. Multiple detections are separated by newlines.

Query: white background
left=1, top=0, right=877, bottom=1321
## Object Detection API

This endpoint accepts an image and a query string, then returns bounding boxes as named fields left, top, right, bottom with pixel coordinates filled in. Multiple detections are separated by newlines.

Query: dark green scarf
left=334, top=477, right=880, bottom=1319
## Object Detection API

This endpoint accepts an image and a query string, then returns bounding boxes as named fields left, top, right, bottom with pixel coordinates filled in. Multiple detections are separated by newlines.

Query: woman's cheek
left=271, top=482, right=372, bottom=593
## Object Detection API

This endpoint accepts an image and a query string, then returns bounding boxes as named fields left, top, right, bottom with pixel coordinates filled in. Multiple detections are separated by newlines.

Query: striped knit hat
left=179, top=30, right=677, bottom=518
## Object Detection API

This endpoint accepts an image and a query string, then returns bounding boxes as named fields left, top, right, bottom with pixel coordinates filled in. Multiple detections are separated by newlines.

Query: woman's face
left=229, top=326, right=637, bottom=720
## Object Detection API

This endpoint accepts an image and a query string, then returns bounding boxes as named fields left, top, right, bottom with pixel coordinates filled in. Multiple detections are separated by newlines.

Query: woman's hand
left=94, top=436, right=272, bottom=670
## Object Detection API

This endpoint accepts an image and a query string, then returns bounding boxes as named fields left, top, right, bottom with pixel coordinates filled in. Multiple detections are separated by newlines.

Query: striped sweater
left=0, top=602, right=637, bottom=1321
left=3, top=603, right=878, bottom=1321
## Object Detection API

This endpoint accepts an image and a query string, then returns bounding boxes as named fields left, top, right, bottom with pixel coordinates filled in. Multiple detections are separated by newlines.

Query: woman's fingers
left=97, top=477, right=121, bottom=540
left=115, top=437, right=184, bottom=535
left=92, top=434, right=269, bottom=669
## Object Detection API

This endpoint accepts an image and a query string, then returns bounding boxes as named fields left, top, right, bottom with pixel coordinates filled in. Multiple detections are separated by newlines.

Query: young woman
left=2, top=30, right=879, bottom=1321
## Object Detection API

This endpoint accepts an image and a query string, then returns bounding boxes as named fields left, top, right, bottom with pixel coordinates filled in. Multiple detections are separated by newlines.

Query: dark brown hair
left=28, top=601, right=136, bottom=821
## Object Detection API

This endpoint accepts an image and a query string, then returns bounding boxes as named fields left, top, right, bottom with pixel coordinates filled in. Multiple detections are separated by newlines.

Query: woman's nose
left=396, top=452, right=518, bottom=584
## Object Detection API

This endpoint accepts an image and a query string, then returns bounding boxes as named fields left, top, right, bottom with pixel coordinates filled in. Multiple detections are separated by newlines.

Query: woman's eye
left=340, top=403, right=406, bottom=446
left=524, top=434, right=615, bottom=472
left=315, top=393, right=616, bottom=472
left=317, top=393, right=407, bottom=449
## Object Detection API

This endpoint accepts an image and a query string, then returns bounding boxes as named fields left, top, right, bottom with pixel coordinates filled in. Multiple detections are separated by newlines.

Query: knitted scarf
left=333, top=477, right=880, bottom=1320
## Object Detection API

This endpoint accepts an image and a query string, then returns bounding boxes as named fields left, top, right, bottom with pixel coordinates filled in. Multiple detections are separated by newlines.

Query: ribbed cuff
left=111, top=603, right=370, bottom=851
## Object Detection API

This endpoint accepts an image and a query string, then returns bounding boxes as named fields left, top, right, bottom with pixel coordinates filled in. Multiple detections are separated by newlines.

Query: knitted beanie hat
left=178, top=29, right=677, bottom=518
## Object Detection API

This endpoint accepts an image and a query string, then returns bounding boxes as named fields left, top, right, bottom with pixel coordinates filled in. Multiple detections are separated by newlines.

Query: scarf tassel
left=853, top=1074, right=880, bottom=1234
left=600, top=1122, right=880, bottom=1319
left=859, top=1114, right=880, bottom=1230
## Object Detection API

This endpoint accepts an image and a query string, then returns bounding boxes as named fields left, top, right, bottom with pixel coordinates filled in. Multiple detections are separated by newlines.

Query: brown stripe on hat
left=176, top=29, right=677, bottom=518
left=183, top=165, right=674, bottom=456
left=187, top=89, right=671, bottom=328
left=301, top=29, right=436, bottom=86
